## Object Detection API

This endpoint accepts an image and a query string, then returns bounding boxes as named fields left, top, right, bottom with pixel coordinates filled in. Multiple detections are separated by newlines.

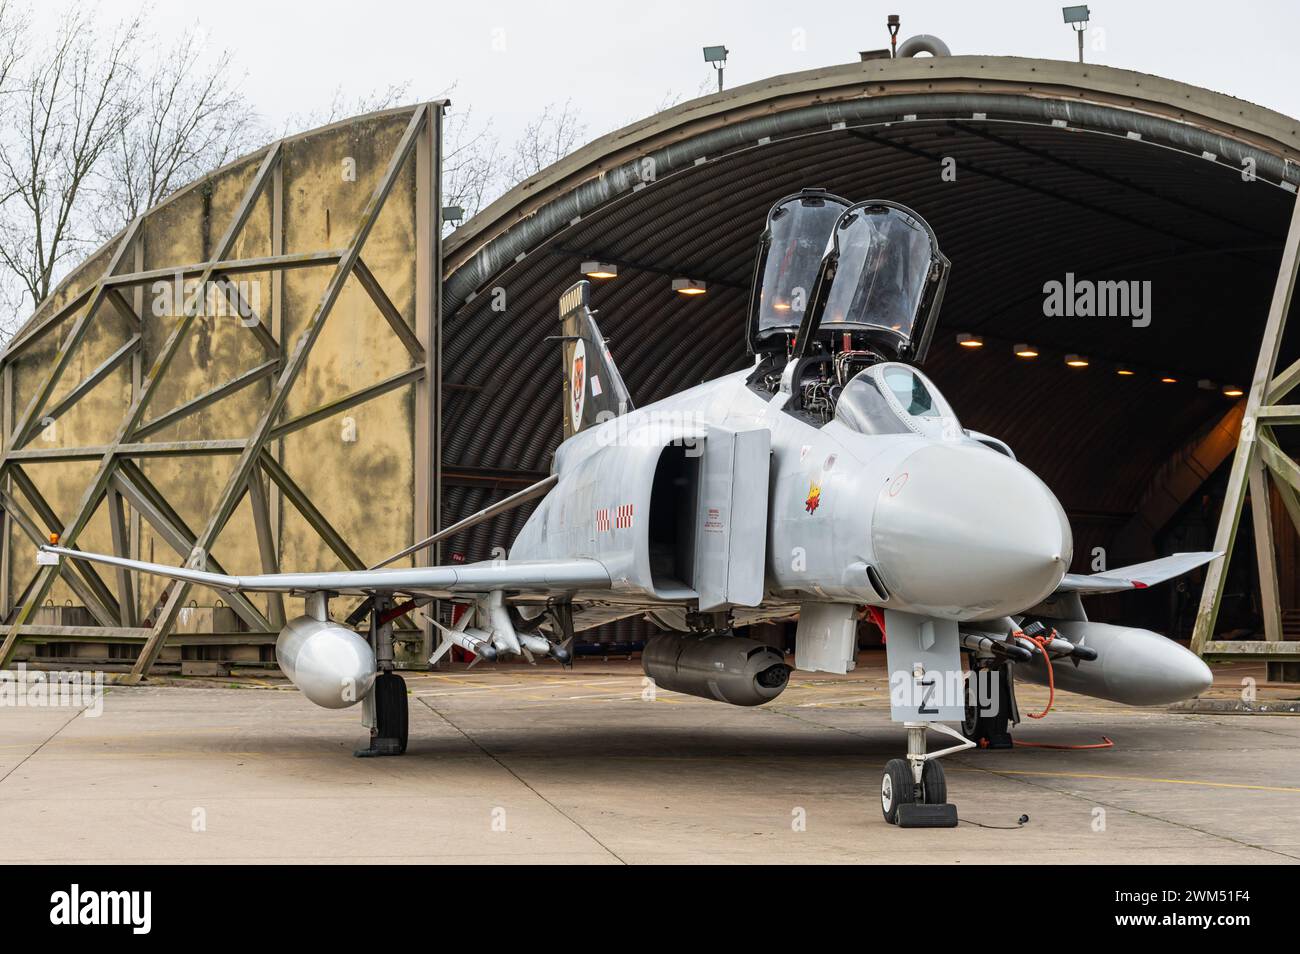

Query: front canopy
left=746, top=189, right=852, bottom=353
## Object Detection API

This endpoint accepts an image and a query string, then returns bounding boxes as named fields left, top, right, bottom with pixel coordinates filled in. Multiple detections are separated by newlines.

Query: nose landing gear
left=881, top=722, right=972, bottom=827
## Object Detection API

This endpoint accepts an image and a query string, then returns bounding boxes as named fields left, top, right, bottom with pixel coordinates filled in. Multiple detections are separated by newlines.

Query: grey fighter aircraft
left=43, top=189, right=1218, bottom=827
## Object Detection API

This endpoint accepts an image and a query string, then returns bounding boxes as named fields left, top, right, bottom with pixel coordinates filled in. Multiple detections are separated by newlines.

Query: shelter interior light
left=956, top=333, right=984, bottom=348
left=1161, top=376, right=1178, bottom=384
left=1223, top=385, right=1244, bottom=397
left=1065, top=354, right=1089, bottom=368
left=1013, top=343, right=1038, bottom=358
left=672, top=278, right=707, bottom=295
left=581, top=261, right=618, bottom=279
left=1116, top=366, right=1135, bottom=376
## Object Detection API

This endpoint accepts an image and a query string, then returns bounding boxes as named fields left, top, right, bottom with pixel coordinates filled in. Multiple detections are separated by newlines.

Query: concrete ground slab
left=1, top=656, right=1298, bottom=864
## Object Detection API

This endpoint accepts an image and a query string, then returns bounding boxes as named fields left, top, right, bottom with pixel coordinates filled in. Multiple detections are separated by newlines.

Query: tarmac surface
left=1, top=653, right=1298, bottom=864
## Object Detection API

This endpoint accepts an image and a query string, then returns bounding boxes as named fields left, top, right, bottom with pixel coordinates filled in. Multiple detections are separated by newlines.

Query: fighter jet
left=42, top=189, right=1217, bottom=826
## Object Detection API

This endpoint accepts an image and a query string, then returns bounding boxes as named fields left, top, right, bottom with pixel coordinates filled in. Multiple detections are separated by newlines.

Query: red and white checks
left=595, top=505, right=633, bottom=532
left=615, top=503, right=634, bottom=529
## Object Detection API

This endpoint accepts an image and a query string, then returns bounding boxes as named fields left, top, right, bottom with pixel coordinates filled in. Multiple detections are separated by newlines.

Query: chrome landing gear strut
left=881, top=722, right=974, bottom=827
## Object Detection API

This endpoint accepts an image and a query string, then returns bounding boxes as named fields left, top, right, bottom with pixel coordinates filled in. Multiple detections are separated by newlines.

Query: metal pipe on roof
left=897, top=35, right=951, bottom=57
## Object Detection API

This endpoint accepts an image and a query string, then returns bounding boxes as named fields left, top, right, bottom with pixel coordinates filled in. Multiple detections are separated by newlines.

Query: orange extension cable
left=1008, top=627, right=1115, bottom=750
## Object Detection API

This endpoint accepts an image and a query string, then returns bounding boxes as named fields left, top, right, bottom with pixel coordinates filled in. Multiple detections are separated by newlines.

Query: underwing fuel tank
left=276, top=615, right=377, bottom=709
left=642, top=633, right=792, bottom=706
left=1015, top=620, right=1212, bottom=705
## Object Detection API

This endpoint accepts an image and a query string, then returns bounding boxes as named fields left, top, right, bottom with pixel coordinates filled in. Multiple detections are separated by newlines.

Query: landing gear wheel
left=375, top=671, right=408, bottom=754
left=921, top=759, right=946, bottom=804
left=961, top=662, right=1015, bottom=749
left=961, top=697, right=980, bottom=740
left=880, top=758, right=916, bottom=825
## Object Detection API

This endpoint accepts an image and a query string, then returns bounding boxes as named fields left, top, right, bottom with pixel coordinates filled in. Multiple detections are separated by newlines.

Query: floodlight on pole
left=1062, top=5, right=1089, bottom=63
left=703, top=45, right=728, bottom=92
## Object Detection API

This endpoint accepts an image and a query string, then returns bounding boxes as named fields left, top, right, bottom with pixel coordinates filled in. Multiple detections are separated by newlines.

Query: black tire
left=921, top=759, right=947, bottom=804
left=375, top=672, right=408, bottom=754
left=961, top=698, right=980, bottom=741
left=962, top=667, right=985, bottom=740
left=880, top=758, right=915, bottom=825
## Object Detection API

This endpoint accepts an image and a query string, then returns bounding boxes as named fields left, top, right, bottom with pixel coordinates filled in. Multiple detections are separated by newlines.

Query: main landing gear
left=355, top=595, right=410, bottom=757
left=962, top=659, right=1019, bottom=749
left=880, top=722, right=972, bottom=827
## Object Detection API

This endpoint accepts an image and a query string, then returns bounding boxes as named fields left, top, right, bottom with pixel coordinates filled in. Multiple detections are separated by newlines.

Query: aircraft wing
left=1055, top=551, right=1222, bottom=596
left=37, top=545, right=612, bottom=598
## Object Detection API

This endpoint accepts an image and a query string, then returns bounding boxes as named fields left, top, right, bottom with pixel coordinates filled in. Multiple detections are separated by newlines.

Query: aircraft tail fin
left=558, top=280, right=633, bottom=440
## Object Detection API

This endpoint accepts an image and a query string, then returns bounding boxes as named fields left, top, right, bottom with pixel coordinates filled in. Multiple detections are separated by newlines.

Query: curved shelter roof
left=440, top=55, right=1300, bottom=575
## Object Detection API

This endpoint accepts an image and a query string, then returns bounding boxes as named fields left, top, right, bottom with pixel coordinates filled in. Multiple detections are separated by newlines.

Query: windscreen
left=833, top=362, right=958, bottom=438
left=820, top=206, right=933, bottom=339
left=754, top=194, right=849, bottom=340
left=832, top=373, right=910, bottom=435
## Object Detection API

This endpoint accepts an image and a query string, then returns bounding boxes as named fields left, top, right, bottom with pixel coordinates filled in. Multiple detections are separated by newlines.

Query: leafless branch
left=91, top=27, right=260, bottom=240
left=0, top=6, right=140, bottom=311
left=505, top=98, right=587, bottom=184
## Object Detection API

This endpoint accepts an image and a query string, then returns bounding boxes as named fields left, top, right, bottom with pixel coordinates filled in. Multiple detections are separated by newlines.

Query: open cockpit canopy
left=746, top=189, right=852, bottom=353
left=799, top=200, right=950, bottom=364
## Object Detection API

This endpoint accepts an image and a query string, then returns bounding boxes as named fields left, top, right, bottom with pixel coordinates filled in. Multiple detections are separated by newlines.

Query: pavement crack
left=415, top=695, right=627, bottom=864
left=0, top=702, right=93, bottom=788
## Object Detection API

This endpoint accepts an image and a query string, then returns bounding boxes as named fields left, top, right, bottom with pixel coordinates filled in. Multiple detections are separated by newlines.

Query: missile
left=428, top=618, right=498, bottom=664
left=518, top=631, right=571, bottom=663
left=517, top=631, right=553, bottom=657
left=1009, top=630, right=1098, bottom=662
left=959, top=631, right=1033, bottom=662
left=454, top=628, right=498, bottom=661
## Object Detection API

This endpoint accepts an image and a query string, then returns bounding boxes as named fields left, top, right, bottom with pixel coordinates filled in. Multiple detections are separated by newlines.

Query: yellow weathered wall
left=2, top=108, right=424, bottom=627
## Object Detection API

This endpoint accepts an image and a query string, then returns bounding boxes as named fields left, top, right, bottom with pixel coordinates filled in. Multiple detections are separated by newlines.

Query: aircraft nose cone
left=871, top=443, right=1071, bottom=618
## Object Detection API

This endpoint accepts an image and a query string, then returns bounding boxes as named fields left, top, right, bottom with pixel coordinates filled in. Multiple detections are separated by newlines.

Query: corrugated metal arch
left=437, top=56, right=1300, bottom=588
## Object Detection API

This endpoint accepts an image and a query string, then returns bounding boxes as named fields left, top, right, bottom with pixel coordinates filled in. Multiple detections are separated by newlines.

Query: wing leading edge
left=38, top=545, right=612, bottom=597
left=1055, top=551, right=1222, bottom=596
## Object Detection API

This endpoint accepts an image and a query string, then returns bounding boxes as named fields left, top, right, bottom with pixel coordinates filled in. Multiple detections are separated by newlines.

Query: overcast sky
left=49, top=1, right=1300, bottom=152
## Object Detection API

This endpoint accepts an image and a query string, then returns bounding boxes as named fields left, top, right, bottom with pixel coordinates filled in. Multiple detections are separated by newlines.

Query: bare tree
left=0, top=7, right=140, bottom=312
left=92, top=27, right=260, bottom=241
left=442, top=104, right=501, bottom=224
left=280, top=81, right=412, bottom=137
left=505, top=99, right=587, bottom=184
left=0, top=0, right=25, bottom=114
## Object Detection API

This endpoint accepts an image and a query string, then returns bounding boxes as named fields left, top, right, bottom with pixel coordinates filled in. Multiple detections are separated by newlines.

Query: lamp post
left=703, top=45, right=728, bottom=92
left=1062, top=5, right=1090, bottom=63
